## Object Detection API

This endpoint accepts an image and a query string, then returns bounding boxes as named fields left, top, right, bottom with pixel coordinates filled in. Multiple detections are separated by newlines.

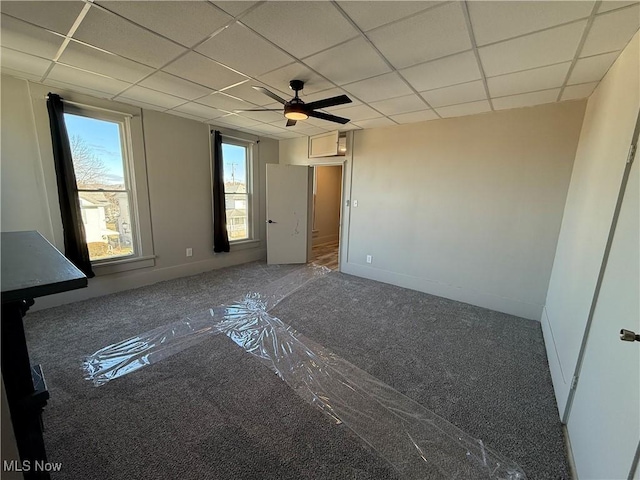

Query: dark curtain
left=212, top=130, right=230, bottom=253
left=46, top=93, right=95, bottom=278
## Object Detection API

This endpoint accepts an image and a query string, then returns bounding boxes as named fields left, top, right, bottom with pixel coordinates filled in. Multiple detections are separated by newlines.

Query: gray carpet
left=23, top=261, right=569, bottom=479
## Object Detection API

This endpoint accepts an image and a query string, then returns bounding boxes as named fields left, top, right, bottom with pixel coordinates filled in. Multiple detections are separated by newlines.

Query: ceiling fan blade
left=233, top=109, right=282, bottom=112
left=252, top=86, right=287, bottom=105
left=308, top=110, right=350, bottom=125
left=304, top=94, right=352, bottom=111
left=286, top=119, right=297, bottom=127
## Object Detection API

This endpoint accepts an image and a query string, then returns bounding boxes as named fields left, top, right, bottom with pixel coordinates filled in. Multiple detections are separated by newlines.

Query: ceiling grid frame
left=1, top=0, right=638, bottom=139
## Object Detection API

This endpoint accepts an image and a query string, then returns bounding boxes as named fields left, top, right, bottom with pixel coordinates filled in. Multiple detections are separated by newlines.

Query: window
left=222, top=141, right=252, bottom=241
left=64, top=111, right=137, bottom=262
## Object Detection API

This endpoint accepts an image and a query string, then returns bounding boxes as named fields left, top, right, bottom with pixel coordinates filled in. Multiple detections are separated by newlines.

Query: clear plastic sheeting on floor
left=83, top=265, right=330, bottom=387
left=212, top=301, right=527, bottom=480
left=83, top=264, right=527, bottom=479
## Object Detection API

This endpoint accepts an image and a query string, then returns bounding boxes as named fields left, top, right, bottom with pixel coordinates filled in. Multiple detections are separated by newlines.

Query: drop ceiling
left=1, top=1, right=639, bottom=140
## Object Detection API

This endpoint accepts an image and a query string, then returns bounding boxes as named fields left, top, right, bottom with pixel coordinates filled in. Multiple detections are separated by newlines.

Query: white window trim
left=58, top=99, right=155, bottom=274
left=217, top=134, right=259, bottom=245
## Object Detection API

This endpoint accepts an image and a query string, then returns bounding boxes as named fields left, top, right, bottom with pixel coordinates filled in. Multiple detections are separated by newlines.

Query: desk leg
left=2, top=300, right=51, bottom=480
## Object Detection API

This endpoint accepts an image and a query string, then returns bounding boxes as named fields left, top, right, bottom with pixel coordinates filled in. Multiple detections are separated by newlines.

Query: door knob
left=620, top=329, right=640, bottom=342
left=267, top=220, right=277, bottom=224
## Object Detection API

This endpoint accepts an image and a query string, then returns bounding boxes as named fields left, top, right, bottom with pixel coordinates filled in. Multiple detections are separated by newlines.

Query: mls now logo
left=3, top=460, right=62, bottom=472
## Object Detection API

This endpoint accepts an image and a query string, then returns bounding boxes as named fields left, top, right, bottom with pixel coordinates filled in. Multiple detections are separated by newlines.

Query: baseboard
left=31, top=248, right=267, bottom=311
left=541, top=306, right=570, bottom=418
left=563, top=424, right=578, bottom=479
left=341, top=262, right=543, bottom=321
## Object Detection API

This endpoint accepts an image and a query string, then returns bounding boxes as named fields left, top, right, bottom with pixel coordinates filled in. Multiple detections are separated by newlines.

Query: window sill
left=92, top=255, right=156, bottom=276
left=227, top=239, right=261, bottom=252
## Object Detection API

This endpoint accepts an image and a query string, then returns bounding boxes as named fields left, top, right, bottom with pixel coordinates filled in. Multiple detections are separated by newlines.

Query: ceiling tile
left=303, top=116, right=343, bottom=128
left=420, top=80, right=487, bottom=108
left=168, top=110, right=209, bottom=122
left=73, top=7, right=186, bottom=68
left=369, top=94, right=427, bottom=116
left=268, top=120, right=329, bottom=135
left=139, top=71, right=212, bottom=100
left=248, top=123, right=288, bottom=135
left=196, top=22, right=292, bottom=77
left=240, top=1, right=358, bottom=58
left=1, top=47, right=52, bottom=78
left=212, top=2, right=259, bottom=17
left=435, top=100, right=492, bottom=118
left=47, top=64, right=130, bottom=95
left=478, top=20, right=587, bottom=77
left=43, top=79, right=114, bottom=99
left=258, top=62, right=334, bottom=95
left=328, top=104, right=381, bottom=122
left=116, top=85, right=187, bottom=109
left=303, top=37, right=390, bottom=86
left=492, top=89, right=560, bottom=110
left=215, top=113, right=262, bottom=128
left=274, top=130, right=306, bottom=139
left=368, top=2, right=471, bottom=69
left=4, top=69, right=45, bottom=82
left=59, top=41, right=154, bottom=83
left=0, top=14, right=64, bottom=59
left=337, top=1, right=441, bottom=32
left=239, top=109, right=284, bottom=124
left=171, top=102, right=226, bottom=120
left=581, top=4, right=640, bottom=56
left=568, top=51, right=619, bottom=84
left=400, top=51, right=481, bottom=92
left=488, top=62, right=571, bottom=98
left=196, top=92, right=255, bottom=112
left=561, top=82, right=599, bottom=100
left=98, top=1, right=231, bottom=47
left=390, top=109, right=439, bottom=124
left=469, top=1, right=595, bottom=46
left=221, top=81, right=290, bottom=106
left=163, top=52, right=248, bottom=90
left=343, top=72, right=412, bottom=103
left=0, top=1, right=85, bottom=35
left=598, top=1, right=639, bottom=13
left=352, top=117, right=396, bottom=129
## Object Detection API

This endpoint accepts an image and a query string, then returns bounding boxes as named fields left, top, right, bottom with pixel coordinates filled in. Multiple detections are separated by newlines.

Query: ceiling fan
left=235, top=80, right=352, bottom=127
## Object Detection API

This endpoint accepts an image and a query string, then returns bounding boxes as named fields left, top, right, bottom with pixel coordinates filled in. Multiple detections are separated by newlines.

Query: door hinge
left=570, top=376, right=579, bottom=390
left=627, top=143, right=637, bottom=164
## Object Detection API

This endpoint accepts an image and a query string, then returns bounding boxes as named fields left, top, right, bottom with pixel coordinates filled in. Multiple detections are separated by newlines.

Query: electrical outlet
left=366, top=255, right=372, bottom=264
left=186, top=248, right=193, bottom=257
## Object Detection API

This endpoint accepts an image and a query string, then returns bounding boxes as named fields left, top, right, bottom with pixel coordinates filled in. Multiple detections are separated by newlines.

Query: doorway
left=311, top=165, right=343, bottom=270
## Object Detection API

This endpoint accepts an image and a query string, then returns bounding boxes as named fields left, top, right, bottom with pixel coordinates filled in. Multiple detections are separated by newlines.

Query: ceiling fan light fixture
left=284, top=110, right=308, bottom=120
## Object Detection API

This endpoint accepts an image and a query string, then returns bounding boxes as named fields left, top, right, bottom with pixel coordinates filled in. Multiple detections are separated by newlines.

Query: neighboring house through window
left=222, top=140, right=252, bottom=242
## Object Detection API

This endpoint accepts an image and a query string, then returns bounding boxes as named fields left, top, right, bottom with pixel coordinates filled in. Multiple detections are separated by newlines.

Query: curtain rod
left=45, top=95, right=134, bottom=118
left=211, top=130, right=257, bottom=144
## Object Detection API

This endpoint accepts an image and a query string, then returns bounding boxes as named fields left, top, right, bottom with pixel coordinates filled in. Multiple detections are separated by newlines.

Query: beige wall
left=1, top=76, right=53, bottom=239
left=542, top=32, right=640, bottom=417
left=0, top=75, right=278, bottom=309
left=313, top=165, right=342, bottom=246
left=279, top=101, right=586, bottom=320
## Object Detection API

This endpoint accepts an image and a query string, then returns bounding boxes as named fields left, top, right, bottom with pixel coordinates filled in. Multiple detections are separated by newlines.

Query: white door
left=266, top=164, right=310, bottom=265
left=567, top=150, right=639, bottom=479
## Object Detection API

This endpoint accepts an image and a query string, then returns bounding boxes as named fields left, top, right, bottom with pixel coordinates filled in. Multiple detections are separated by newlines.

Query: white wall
left=0, top=75, right=279, bottom=309
left=542, top=32, right=640, bottom=418
left=281, top=101, right=585, bottom=321
left=313, top=165, right=342, bottom=246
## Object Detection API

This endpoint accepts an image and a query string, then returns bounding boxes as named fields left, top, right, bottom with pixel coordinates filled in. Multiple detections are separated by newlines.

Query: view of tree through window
left=64, top=113, right=135, bottom=261
left=223, top=143, right=249, bottom=241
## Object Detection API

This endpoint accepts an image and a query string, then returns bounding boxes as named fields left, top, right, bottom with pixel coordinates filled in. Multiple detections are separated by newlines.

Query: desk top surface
left=1, top=231, right=88, bottom=303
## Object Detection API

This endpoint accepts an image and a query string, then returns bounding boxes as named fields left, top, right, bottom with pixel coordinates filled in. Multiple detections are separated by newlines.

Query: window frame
left=52, top=99, right=155, bottom=274
left=221, top=136, right=255, bottom=244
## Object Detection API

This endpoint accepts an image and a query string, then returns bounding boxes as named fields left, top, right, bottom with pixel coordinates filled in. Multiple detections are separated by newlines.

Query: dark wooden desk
left=1, top=231, right=87, bottom=479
